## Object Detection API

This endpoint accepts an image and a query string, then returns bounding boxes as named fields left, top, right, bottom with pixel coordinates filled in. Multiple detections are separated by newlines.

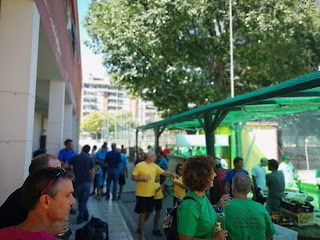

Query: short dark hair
left=233, top=172, right=251, bottom=194
left=233, top=156, right=244, bottom=165
left=29, top=154, right=58, bottom=174
left=182, top=155, right=215, bottom=191
left=268, top=159, right=279, bottom=170
left=82, top=145, right=91, bottom=153
left=175, top=163, right=183, bottom=174
left=23, top=167, right=74, bottom=211
left=64, top=139, right=73, bottom=146
left=111, top=143, right=117, bottom=150
left=120, top=147, right=126, bottom=154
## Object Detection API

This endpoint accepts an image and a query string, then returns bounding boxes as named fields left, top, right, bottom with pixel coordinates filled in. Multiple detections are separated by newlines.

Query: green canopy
left=137, top=71, right=320, bottom=130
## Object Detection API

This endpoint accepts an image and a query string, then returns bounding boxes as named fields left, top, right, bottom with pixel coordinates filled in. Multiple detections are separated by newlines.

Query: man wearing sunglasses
left=0, top=167, right=75, bottom=239
left=0, top=154, right=71, bottom=237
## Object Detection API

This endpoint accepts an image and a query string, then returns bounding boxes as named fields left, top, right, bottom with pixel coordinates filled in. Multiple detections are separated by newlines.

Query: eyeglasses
left=40, top=168, right=66, bottom=195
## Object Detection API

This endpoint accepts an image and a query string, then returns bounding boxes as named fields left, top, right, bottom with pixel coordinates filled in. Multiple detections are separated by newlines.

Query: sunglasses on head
left=40, top=168, right=66, bottom=195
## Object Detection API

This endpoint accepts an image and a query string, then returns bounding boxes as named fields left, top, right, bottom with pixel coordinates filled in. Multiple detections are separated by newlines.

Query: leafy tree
left=80, top=110, right=136, bottom=139
left=85, top=0, right=320, bottom=117
left=80, top=111, right=107, bottom=139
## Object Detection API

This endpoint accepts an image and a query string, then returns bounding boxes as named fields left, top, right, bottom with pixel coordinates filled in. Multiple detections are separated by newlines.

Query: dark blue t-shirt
left=104, top=150, right=121, bottom=169
left=69, top=153, right=94, bottom=184
left=224, top=168, right=249, bottom=197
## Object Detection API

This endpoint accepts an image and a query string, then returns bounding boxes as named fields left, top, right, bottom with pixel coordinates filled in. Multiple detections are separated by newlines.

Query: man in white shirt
left=278, top=155, right=298, bottom=189
left=252, top=157, right=268, bottom=204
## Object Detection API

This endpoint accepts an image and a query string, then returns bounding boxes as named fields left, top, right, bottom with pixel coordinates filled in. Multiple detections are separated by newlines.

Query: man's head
left=260, top=157, right=268, bottom=167
left=29, top=154, right=61, bottom=174
left=233, top=157, right=244, bottom=170
left=101, top=144, right=107, bottom=151
left=111, top=143, right=117, bottom=150
left=232, top=172, right=251, bottom=196
left=145, top=152, right=156, bottom=163
left=120, top=147, right=126, bottom=154
left=82, top=144, right=91, bottom=154
left=281, top=155, right=289, bottom=163
left=268, top=159, right=279, bottom=171
left=64, top=139, right=73, bottom=150
left=215, top=158, right=222, bottom=169
left=23, top=167, right=75, bottom=221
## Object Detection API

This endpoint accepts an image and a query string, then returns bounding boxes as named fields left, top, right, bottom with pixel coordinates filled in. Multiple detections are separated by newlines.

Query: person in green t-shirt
left=316, top=168, right=320, bottom=209
left=224, top=172, right=275, bottom=240
left=177, top=155, right=229, bottom=240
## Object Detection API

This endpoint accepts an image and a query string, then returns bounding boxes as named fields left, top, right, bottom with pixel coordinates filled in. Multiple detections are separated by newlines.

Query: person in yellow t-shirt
left=152, top=175, right=166, bottom=237
left=132, top=152, right=178, bottom=240
left=173, top=163, right=187, bottom=206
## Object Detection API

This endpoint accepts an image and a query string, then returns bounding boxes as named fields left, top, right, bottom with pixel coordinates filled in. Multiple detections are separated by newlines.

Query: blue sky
left=78, top=0, right=106, bottom=80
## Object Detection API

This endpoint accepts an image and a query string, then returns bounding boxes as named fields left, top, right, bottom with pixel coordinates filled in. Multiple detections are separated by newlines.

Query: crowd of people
left=132, top=152, right=278, bottom=240
left=0, top=137, right=301, bottom=240
left=0, top=138, right=129, bottom=239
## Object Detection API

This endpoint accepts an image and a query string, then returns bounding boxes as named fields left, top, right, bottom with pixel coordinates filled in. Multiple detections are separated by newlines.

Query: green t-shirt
left=177, top=191, right=217, bottom=238
left=224, top=198, right=275, bottom=240
left=316, top=169, right=320, bottom=193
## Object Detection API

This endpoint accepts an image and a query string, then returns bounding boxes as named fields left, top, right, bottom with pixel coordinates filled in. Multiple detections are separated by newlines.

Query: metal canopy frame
left=136, top=71, right=320, bottom=156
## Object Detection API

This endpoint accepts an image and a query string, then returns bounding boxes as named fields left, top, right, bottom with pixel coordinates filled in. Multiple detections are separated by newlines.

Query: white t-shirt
left=278, top=161, right=295, bottom=184
left=251, top=164, right=267, bottom=189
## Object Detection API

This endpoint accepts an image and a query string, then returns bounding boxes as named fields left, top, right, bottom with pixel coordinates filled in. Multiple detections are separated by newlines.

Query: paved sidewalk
left=67, top=160, right=169, bottom=240
left=120, top=161, right=172, bottom=240
left=68, top=197, right=133, bottom=239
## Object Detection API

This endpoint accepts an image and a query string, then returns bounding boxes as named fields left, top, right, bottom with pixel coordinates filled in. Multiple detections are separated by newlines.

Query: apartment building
left=81, top=76, right=158, bottom=125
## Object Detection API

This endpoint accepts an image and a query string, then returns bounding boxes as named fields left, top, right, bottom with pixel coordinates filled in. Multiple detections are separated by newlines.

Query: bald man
left=132, top=152, right=178, bottom=240
left=224, top=173, right=275, bottom=240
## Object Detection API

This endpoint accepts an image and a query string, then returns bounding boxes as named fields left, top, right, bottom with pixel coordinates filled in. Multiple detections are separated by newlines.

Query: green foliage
left=80, top=112, right=106, bottom=138
left=85, top=0, right=320, bottom=117
left=80, top=110, right=136, bottom=138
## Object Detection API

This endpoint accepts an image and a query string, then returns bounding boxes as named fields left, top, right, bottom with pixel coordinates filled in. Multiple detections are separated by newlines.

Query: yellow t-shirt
left=154, top=182, right=164, bottom=200
left=132, top=161, right=164, bottom=197
left=174, top=176, right=186, bottom=199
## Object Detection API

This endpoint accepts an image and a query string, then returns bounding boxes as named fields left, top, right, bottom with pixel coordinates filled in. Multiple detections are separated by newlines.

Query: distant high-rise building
left=81, top=76, right=158, bottom=125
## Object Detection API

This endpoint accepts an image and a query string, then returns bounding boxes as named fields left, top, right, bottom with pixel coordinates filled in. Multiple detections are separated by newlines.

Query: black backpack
left=75, top=216, right=109, bottom=240
left=162, top=196, right=196, bottom=240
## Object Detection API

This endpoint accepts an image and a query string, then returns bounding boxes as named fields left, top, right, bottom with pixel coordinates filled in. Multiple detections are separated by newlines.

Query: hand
left=48, top=219, right=69, bottom=236
left=218, top=194, right=231, bottom=208
left=213, top=230, right=228, bottom=240
left=172, top=173, right=179, bottom=179
left=143, top=175, right=151, bottom=182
